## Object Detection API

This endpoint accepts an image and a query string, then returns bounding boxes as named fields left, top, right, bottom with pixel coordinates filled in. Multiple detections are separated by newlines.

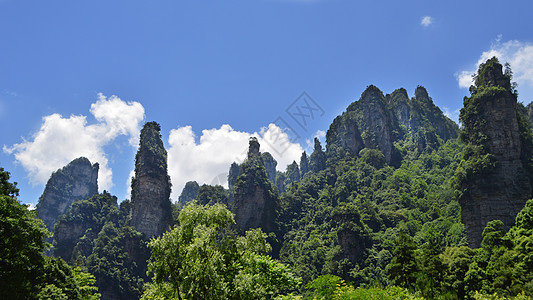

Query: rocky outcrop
left=333, top=204, right=371, bottom=263
left=233, top=137, right=279, bottom=233
left=36, top=157, right=99, bottom=233
left=228, top=150, right=278, bottom=190
left=327, top=85, right=399, bottom=164
left=130, top=122, right=172, bottom=239
left=262, top=152, right=278, bottom=185
left=327, top=85, right=458, bottom=165
left=53, top=192, right=119, bottom=261
left=309, top=138, right=327, bottom=173
left=526, top=102, right=533, bottom=128
left=300, top=151, right=309, bottom=177
left=387, top=88, right=411, bottom=129
left=178, top=181, right=200, bottom=208
left=228, top=162, right=240, bottom=191
left=458, top=57, right=533, bottom=247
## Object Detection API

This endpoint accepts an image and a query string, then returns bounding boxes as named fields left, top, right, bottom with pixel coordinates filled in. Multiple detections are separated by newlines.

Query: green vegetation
left=0, top=168, right=100, bottom=299
left=54, top=192, right=150, bottom=299
left=5, top=59, right=533, bottom=299
left=142, top=203, right=300, bottom=300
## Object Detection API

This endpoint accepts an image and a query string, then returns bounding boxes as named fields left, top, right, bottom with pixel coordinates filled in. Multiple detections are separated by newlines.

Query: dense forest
left=2, top=58, right=533, bottom=299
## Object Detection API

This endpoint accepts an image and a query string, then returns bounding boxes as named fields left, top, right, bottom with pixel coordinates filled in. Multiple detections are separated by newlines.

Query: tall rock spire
left=130, top=122, right=172, bottom=239
left=233, top=137, right=279, bottom=233
left=457, top=57, right=533, bottom=247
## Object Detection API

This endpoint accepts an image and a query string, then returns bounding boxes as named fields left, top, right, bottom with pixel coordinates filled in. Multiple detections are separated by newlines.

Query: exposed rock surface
left=309, top=138, right=327, bottom=172
left=36, top=157, right=99, bottom=233
left=333, top=204, right=371, bottom=263
left=458, top=58, right=533, bottom=247
left=327, top=86, right=399, bottom=165
left=233, top=137, right=279, bottom=233
left=526, top=102, right=533, bottom=128
left=299, top=151, right=310, bottom=177
left=327, top=85, right=458, bottom=165
left=130, top=122, right=172, bottom=239
left=53, top=192, right=119, bottom=261
left=262, top=152, right=278, bottom=185
left=228, top=162, right=241, bottom=191
left=178, top=181, right=200, bottom=208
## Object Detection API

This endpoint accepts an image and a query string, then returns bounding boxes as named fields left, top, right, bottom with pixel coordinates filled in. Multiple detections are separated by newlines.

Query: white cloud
left=167, top=124, right=303, bottom=200
left=91, top=93, right=145, bottom=146
left=456, top=39, right=533, bottom=98
left=421, top=16, right=433, bottom=27
left=443, top=107, right=460, bottom=123
left=125, top=169, right=135, bottom=200
left=3, top=94, right=145, bottom=191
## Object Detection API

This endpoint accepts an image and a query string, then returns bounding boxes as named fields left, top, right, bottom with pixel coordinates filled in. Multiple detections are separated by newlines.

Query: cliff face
left=327, top=85, right=458, bottom=165
left=262, top=152, right=278, bottom=185
left=53, top=192, right=119, bottom=261
left=36, top=157, right=99, bottom=232
left=333, top=204, right=371, bottom=264
left=130, top=122, right=172, bottom=239
left=178, top=181, right=200, bottom=208
left=233, top=137, right=279, bottom=233
left=458, top=57, right=533, bottom=247
left=328, top=86, right=396, bottom=163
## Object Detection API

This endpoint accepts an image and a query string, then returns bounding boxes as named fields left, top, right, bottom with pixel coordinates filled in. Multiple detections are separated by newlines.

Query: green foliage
left=196, top=184, right=229, bottom=206
left=54, top=191, right=122, bottom=261
left=233, top=146, right=280, bottom=234
left=143, top=203, right=300, bottom=300
left=280, top=138, right=464, bottom=289
left=178, top=180, right=199, bottom=208
left=0, top=194, right=50, bottom=298
left=0, top=167, right=99, bottom=299
left=309, top=138, right=327, bottom=173
left=87, top=223, right=149, bottom=299
left=0, top=167, right=19, bottom=197
left=133, top=121, right=170, bottom=181
left=386, top=233, right=418, bottom=289
left=304, top=275, right=423, bottom=300
left=53, top=191, right=149, bottom=299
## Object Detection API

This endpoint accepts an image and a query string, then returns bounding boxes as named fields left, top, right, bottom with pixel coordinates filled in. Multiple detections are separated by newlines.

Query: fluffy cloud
left=4, top=94, right=145, bottom=191
left=167, top=124, right=304, bottom=200
left=443, top=107, right=460, bottom=123
left=421, top=16, right=433, bottom=27
left=456, top=39, right=533, bottom=96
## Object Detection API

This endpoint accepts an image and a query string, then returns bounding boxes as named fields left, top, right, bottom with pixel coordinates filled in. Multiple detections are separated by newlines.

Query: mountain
left=326, top=85, right=458, bottom=166
left=455, top=57, right=533, bottom=247
left=129, top=121, right=172, bottom=239
left=232, top=137, right=280, bottom=234
left=36, top=157, right=99, bottom=233
left=22, top=58, right=533, bottom=299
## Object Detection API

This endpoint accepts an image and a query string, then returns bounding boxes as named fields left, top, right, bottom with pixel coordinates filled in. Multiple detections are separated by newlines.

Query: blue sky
left=2, top=0, right=533, bottom=206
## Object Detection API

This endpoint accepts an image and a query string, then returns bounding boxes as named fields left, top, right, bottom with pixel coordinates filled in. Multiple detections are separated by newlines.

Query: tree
left=0, top=194, right=49, bottom=298
left=143, top=203, right=300, bottom=300
left=0, top=168, right=99, bottom=299
left=386, top=233, right=418, bottom=289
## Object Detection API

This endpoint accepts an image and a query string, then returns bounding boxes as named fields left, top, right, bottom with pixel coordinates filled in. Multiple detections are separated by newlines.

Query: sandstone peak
left=36, top=157, right=99, bottom=233
left=130, top=121, right=172, bottom=239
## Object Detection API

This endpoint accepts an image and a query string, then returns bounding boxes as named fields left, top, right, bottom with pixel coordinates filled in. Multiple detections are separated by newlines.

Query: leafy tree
left=0, top=167, right=99, bottom=299
left=143, top=203, right=300, bottom=300
left=0, top=167, right=19, bottom=197
left=386, top=233, right=418, bottom=289
left=0, top=194, right=50, bottom=298
left=196, top=184, right=229, bottom=206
